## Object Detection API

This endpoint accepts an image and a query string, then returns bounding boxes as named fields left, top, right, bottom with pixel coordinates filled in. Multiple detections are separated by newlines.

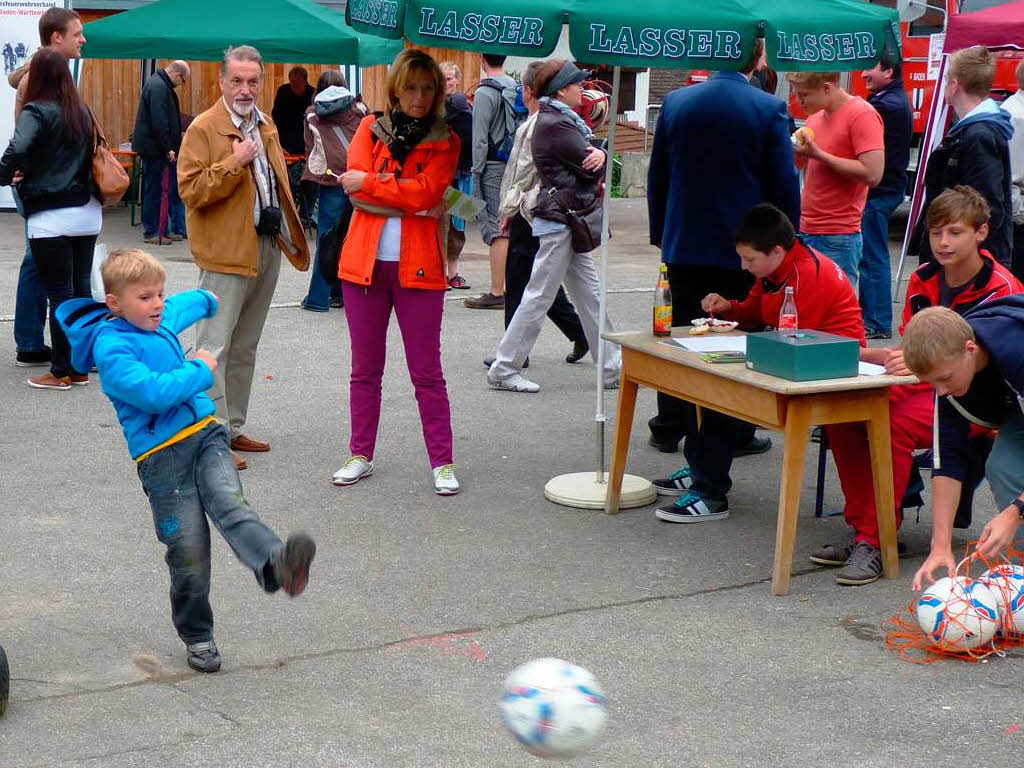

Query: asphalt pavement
left=0, top=201, right=1019, bottom=768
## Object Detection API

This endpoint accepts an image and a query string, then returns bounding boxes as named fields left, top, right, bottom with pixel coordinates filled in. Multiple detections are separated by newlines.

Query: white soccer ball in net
left=916, top=576, right=1000, bottom=650
left=499, top=658, right=608, bottom=758
left=979, top=564, right=1024, bottom=635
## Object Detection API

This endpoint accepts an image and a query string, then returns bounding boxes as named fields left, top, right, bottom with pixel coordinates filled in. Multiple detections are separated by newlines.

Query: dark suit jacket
left=131, top=70, right=182, bottom=158
left=648, top=72, right=800, bottom=269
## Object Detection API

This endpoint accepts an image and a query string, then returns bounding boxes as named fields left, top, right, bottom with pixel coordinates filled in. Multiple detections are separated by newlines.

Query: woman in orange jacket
left=332, top=49, right=461, bottom=495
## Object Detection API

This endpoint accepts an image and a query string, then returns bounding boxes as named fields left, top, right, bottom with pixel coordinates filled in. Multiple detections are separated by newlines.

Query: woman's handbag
left=89, top=112, right=129, bottom=207
left=542, top=185, right=604, bottom=254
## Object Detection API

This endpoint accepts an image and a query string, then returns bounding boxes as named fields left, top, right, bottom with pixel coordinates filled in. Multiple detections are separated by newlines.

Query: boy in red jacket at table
left=810, top=186, right=1022, bottom=585
left=652, top=204, right=865, bottom=542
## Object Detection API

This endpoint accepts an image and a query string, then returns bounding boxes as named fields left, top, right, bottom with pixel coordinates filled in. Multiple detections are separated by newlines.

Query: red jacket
left=900, top=250, right=1021, bottom=333
left=723, top=240, right=865, bottom=343
left=340, top=115, right=459, bottom=291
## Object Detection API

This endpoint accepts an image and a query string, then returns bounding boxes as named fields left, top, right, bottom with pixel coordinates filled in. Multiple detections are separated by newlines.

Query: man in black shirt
left=860, top=51, right=912, bottom=339
left=271, top=67, right=315, bottom=224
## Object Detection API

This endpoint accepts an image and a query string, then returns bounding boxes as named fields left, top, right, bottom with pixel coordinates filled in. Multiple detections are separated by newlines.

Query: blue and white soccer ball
left=916, top=576, right=1000, bottom=650
left=979, top=564, right=1024, bottom=635
left=499, top=658, right=608, bottom=758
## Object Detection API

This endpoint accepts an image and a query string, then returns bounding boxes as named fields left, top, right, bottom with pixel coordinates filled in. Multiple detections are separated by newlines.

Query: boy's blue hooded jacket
left=934, top=295, right=1024, bottom=483
left=56, top=290, right=218, bottom=460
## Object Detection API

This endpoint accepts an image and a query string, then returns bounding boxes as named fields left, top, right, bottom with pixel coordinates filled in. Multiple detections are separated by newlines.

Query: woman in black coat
left=0, top=48, right=99, bottom=390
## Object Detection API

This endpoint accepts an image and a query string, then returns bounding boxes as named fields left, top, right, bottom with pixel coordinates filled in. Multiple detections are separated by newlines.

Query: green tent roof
left=82, top=0, right=403, bottom=65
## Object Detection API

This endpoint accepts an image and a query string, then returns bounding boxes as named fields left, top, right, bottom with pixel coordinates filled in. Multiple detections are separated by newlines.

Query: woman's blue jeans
left=303, top=185, right=350, bottom=311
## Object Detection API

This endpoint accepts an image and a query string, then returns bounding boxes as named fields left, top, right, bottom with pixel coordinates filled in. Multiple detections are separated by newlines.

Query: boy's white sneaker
left=432, top=464, right=460, bottom=495
left=332, top=455, right=373, bottom=486
left=488, top=372, right=540, bottom=393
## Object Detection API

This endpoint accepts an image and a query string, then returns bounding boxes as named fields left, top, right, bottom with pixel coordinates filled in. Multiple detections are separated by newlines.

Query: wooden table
left=604, top=331, right=915, bottom=596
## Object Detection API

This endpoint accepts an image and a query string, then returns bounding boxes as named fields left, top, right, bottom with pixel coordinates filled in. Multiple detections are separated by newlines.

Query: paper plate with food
left=689, top=318, right=738, bottom=334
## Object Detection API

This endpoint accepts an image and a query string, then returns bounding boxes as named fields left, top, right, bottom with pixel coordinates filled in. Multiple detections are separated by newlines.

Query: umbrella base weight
left=544, top=472, right=656, bottom=510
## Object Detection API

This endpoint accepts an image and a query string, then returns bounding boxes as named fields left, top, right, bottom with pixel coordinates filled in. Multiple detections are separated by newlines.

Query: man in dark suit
left=646, top=38, right=800, bottom=454
left=132, top=60, right=190, bottom=243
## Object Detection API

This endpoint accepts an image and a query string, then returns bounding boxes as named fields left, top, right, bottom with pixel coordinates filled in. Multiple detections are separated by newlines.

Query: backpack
left=479, top=79, right=528, bottom=163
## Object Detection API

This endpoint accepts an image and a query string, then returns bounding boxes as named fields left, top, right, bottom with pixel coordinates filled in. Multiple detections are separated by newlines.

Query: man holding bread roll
left=787, top=71, right=884, bottom=291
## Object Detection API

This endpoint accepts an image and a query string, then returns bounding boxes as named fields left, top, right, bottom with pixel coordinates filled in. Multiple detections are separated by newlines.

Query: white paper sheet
left=858, top=362, right=887, bottom=377
left=668, top=336, right=747, bottom=353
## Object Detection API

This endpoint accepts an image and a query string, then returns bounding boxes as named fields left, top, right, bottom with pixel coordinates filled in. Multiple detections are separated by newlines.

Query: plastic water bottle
left=653, top=264, right=672, bottom=336
left=778, top=285, right=798, bottom=330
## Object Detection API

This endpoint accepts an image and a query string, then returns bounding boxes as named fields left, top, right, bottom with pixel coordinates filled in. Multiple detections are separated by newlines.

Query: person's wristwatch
left=1011, top=498, right=1024, bottom=519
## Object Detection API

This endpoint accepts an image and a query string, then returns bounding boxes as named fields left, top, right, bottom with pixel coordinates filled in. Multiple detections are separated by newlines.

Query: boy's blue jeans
left=800, top=232, right=864, bottom=290
left=136, top=423, right=283, bottom=644
left=859, top=191, right=903, bottom=334
left=12, top=188, right=47, bottom=353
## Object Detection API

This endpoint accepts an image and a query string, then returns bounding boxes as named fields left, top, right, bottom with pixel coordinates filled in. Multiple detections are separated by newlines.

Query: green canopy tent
left=82, top=0, right=403, bottom=65
left=347, top=0, right=901, bottom=508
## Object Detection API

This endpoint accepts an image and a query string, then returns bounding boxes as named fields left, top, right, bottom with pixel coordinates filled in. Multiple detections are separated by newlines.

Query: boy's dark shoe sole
left=274, top=533, right=316, bottom=597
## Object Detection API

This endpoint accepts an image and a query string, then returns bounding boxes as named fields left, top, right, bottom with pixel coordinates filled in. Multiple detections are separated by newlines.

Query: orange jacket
left=339, top=115, right=459, bottom=291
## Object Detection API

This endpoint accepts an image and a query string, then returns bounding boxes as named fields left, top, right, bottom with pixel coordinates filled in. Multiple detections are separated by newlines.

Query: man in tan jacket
left=178, top=44, right=309, bottom=470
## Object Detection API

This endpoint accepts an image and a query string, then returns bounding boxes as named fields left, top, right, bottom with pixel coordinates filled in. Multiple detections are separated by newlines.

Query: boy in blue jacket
left=903, top=297, right=1024, bottom=591
left=57, top=249, right=315, bottom=674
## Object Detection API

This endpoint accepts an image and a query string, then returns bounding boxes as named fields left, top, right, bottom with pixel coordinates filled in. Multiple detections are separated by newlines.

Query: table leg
left=866, top=392, right=900, bottom=580
left=605, top=377, right=639, bottom=515
left=772, top=399, right=812, bottom=596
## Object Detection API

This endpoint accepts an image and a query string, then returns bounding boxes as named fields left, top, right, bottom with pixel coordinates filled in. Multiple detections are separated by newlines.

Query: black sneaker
left=565, top=340, right=589, bottom=364
left=15, top=346, right=51, bottom=367
left=734, top=435, right=772, bottom=457
left=330, top=297, right=344, bottom=308
left=809, top=539, right=854, bottom=566
left=272, top=533, right=316, bottom=597
left=654, top=490, right=729, bottom=523
left=186, top=640, right=221, bottom=673
left=647, top=435, right=680, bottom=453
left=652, top=466, right=695, bottom=496
left=835, top=541, right=883, bottom=586
left=865, top=328, right=892, bottom=340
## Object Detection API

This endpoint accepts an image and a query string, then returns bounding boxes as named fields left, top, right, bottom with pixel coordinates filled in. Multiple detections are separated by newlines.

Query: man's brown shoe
left=27, top=372, right=70, bottom=390
left=232, top=451, right=248, bottom=471
left=231, top=434, right=270, bottom=452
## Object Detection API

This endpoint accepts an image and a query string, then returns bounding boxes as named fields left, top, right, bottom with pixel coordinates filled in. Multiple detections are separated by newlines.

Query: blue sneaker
left=655, top=490, right=729, bottom=523
left=652, top=466, right=695, bottom=497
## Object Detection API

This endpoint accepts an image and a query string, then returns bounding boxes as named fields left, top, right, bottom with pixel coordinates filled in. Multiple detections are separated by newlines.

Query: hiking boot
left=655, top=490, right=729, bottom=523
left=603, top=376, right=621, bottom=390
left=448, top=275, right=470, bottom=289
left=432, top=463, right=460, bottom=495
left=834, top=541, right=883, bottom=586
left=734, top=435, right=772, bottom=457
left=15, top=346, right=51, bottom=367
left=332, top=455, right=373, bottom=486
left=272, top=533, right=316, bottom=597
left=566, top=340, right=589, bottom=364
left=483, top=356, right=528, bottom=369
left=488, top=372, right=540, bottom=393
left=27, top=372, right=70, bottom=390
left=652, top=466, right=695, bottom=497
left=464, top=292, right=504, bottom=309
left=186, top=641, right=221, bottom=673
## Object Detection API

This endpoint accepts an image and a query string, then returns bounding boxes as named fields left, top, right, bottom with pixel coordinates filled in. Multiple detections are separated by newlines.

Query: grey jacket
left=471, top=73, right=515, bottom=177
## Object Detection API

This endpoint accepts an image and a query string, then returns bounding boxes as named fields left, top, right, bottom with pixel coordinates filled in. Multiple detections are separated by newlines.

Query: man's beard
left=232, top=98, right=254, bottom=117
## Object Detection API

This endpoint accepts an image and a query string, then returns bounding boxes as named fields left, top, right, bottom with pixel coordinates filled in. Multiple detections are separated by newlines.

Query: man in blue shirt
left=646, top=38, right=800, bottom=453
left=860, top=51, right=913, bottom=339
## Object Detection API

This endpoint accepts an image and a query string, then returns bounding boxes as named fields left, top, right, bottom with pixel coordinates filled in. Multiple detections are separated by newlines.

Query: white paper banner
left=927, top=33, right=945, bottom=81
left=0, top=0, right=61, bottom=209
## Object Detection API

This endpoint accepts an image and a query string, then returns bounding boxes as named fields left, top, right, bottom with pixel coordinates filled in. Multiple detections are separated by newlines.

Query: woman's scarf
left=540, top=97, right=593, bottom=140
left=383, top=110, right=434, bottom=167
